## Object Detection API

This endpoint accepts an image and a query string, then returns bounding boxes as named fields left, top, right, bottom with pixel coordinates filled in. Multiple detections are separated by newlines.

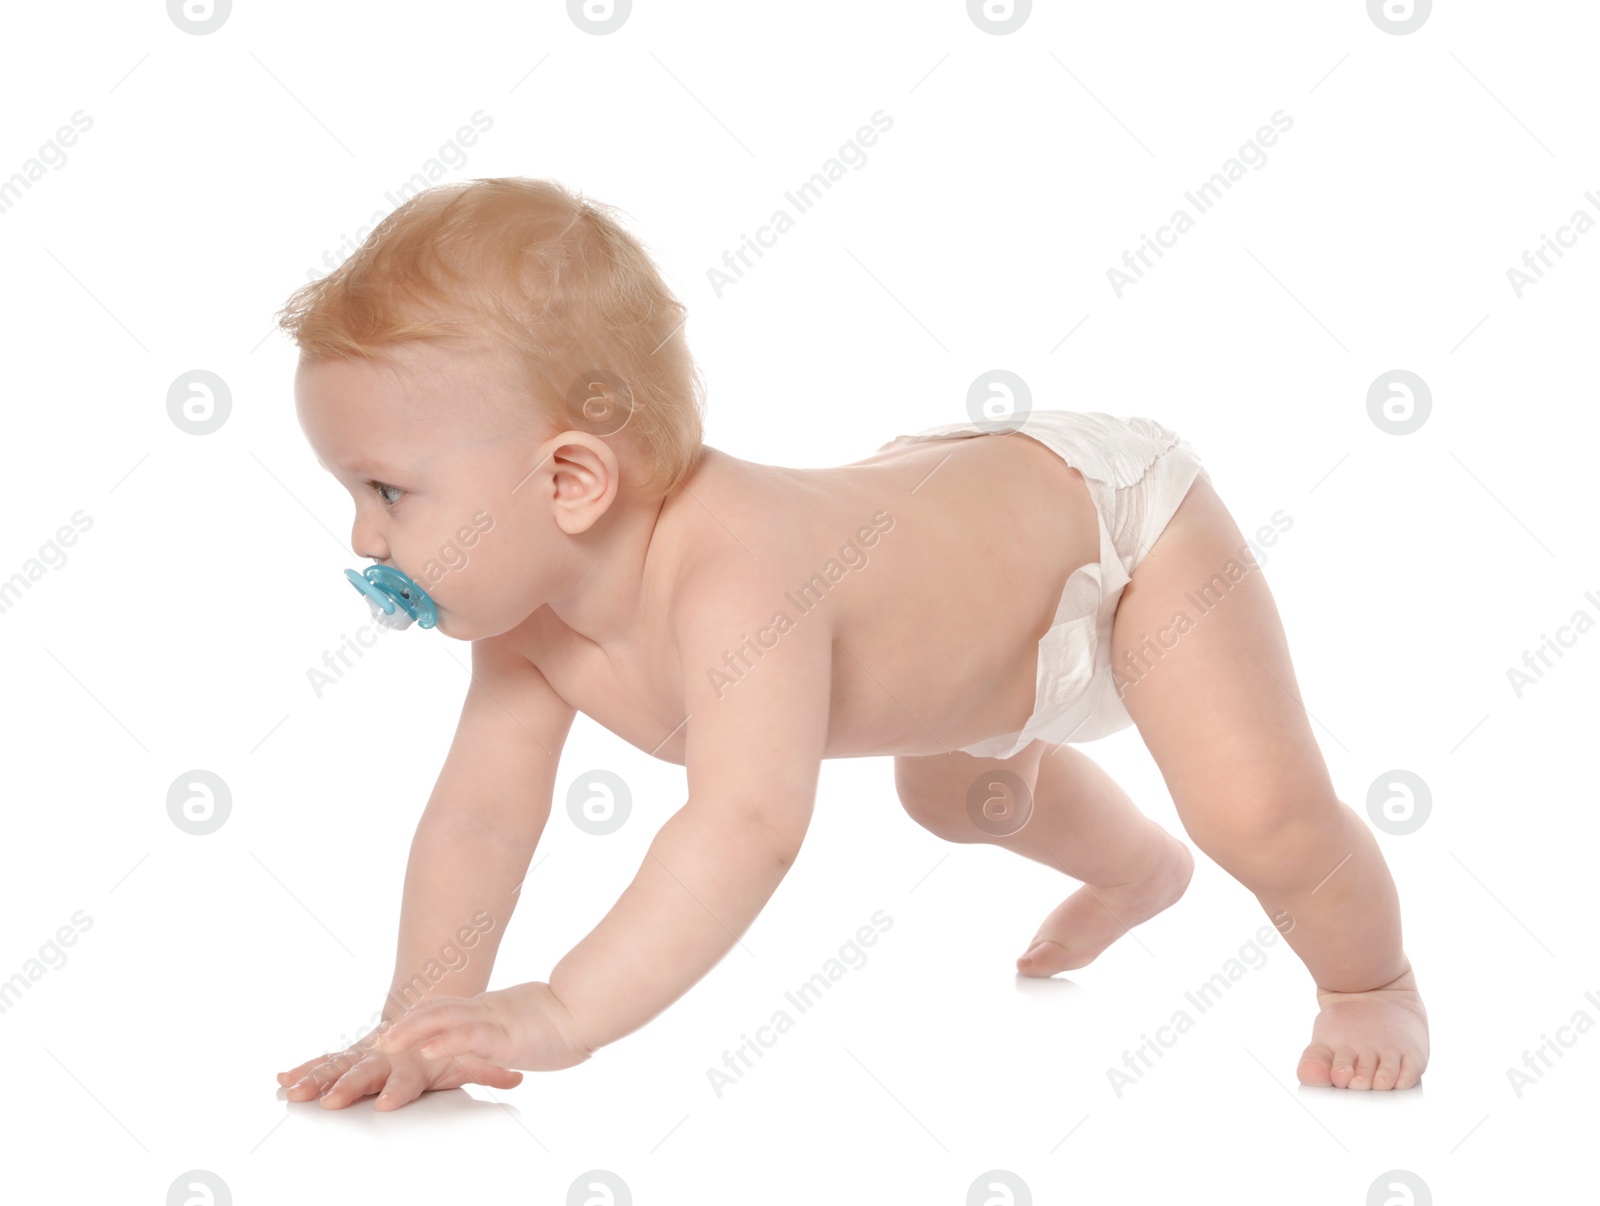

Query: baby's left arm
left=543, top=571, right=831, bottom=1054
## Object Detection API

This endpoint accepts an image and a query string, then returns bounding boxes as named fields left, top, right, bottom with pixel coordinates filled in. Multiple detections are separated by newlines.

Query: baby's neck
left=542, top=447, right=732, bottom=648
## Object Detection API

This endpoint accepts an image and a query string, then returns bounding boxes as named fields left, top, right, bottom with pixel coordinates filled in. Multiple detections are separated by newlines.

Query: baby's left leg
left=895, top=742, right=1193, bottom=971
left=1013, top=744, right=1198, bottom=972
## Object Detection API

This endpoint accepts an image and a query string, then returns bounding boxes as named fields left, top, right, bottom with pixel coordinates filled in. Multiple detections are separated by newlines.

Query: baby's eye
left=369, top=481, right=405, bottom=506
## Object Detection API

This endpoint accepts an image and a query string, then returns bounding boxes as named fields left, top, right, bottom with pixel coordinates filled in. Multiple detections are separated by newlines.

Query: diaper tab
left=344, top=564, right=438, bottom=630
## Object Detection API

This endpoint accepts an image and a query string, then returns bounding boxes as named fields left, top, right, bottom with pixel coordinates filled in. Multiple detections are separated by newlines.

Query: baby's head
left=279, top=178, right=705, bottom=640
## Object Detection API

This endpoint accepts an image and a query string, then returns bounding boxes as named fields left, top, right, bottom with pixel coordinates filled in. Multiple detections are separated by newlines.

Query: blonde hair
left=276, top=177, right=706, bottom=500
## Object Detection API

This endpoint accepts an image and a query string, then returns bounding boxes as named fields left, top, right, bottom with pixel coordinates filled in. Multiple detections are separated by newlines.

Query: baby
left=276, top=177, right=1428, bottom=1111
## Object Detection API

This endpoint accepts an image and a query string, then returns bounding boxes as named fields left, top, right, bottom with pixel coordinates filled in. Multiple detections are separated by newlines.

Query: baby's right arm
left=384, top=635, right=575, bottom=1018
left=278, top=634, right=575, bottom=1108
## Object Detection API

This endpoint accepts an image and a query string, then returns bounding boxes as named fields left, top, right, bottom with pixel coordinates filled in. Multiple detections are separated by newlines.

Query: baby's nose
left=351, top=523, right=388, bottom=563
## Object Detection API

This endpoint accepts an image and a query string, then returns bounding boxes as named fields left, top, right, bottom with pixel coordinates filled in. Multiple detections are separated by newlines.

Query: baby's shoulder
left=666, top=535, right=804, bottom=633
left=661, top=518, right=838, bottom=662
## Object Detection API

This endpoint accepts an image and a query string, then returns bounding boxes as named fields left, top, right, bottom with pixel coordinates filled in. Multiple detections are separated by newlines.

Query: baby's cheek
left=434, top=542, right=471, bottom=578
left=438, top=526, right=493, bottom=589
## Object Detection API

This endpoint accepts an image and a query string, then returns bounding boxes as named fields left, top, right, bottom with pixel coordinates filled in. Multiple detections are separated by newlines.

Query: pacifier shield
left=343, top=565, right=438, bottom=630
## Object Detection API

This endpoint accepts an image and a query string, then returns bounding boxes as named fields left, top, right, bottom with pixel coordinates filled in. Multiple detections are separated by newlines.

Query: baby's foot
left=1016, top=828, right=1193, bottom=976
left=1297, top=965, right=1428, bottom=1089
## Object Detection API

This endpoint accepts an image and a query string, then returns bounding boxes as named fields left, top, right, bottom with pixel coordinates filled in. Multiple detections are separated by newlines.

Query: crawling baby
left=275, top=177, right=1429, bottom=1111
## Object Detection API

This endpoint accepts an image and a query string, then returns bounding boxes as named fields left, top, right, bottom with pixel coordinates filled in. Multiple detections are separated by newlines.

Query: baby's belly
left=819, top=630, right=1043, bottom=758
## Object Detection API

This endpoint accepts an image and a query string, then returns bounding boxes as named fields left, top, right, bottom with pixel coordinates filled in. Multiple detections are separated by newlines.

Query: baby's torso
left=506, top=430, right=1102, bottom=763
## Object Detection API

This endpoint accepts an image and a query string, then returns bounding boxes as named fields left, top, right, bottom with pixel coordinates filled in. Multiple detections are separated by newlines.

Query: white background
left=1, top=1, right=1595, bottom=1202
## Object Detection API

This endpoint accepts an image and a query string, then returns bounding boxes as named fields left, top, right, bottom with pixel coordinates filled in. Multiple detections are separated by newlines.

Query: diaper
left=875, top=410, right=1212, bottom=759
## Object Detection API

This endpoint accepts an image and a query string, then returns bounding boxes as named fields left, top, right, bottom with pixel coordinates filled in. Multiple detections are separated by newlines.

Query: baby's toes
left=1296, top=1042, right=1335, bottom=1087
left=1371, top=1052, right=1401, bottom=1090
left=1347, top=1049, right=1378, bottom=1090
left=1329, top=1049, right=1357, bottom=1089
left=1394, top=1053, right=1424, bottom=1090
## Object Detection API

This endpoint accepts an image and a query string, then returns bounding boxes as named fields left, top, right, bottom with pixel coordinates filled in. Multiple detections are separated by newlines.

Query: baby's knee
left=895, top=764, right=964, bottom=840
left=894, top=752, right=1036, bottom=844
left=1182, top=779, right=1344, bottom=869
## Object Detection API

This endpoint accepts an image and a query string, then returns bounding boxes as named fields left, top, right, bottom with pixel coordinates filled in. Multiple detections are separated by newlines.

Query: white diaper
left=875, top=410, right=1211, bottom=759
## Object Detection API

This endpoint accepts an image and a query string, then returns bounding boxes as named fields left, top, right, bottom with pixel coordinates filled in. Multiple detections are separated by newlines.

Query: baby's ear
left=546, top=432, right=621, bottom=533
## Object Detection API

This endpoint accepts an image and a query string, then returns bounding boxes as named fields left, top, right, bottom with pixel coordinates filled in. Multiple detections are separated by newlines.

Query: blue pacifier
left=344, top=564, right=438, bottom=630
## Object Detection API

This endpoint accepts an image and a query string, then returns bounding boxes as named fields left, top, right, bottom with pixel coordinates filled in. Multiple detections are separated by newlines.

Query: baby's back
left=507, top=428, right=1103, bottom=763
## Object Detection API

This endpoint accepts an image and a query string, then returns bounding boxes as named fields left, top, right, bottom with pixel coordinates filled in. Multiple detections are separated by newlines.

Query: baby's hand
left=277, top=1021, right=526, bottom=1111
left=378, top=981, right=593, bottom=1074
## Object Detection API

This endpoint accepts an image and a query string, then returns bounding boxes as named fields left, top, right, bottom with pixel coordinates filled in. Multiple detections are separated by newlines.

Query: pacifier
left=344, top=564, right=438, bottom=631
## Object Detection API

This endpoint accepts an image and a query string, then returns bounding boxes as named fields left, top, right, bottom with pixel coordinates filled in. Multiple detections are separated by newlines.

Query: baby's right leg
left=1108, top=471, right=1426, bottom=1090
left=894, top=742, right=1192, bottom=973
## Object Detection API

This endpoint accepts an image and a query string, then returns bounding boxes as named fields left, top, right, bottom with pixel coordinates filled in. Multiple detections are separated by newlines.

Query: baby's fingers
left=378, top=1002, right=475, bottom=1054
left=373, top=1060, right=431, bottom=1111
left=374, top=1052, right=523, bottom=1109
left=283, top=1051, right=367, bottom=1101
left=278, top=1051, right=345, bottom=1086
left=418, top=1021, right=512, bottom=1065
left=448, top=1053, right=526, bottom=1091
left=318, top=1056, right=389, bottom=1110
